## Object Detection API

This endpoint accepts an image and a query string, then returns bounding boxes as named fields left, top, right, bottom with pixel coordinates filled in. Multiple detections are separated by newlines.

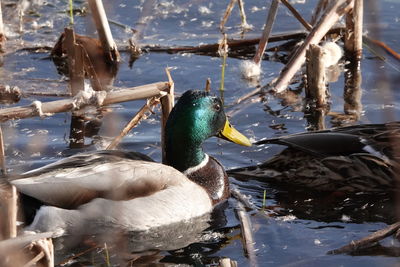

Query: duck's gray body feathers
left=11, top=151, right=213, bottom=235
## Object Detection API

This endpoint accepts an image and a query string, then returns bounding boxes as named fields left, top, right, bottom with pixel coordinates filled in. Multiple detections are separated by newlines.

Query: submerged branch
left=328, top=222, right=400, bottom=255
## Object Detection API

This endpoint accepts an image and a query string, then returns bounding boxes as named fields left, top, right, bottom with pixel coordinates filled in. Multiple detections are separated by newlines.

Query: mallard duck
left=10, top=90, right=251, bottom=236
left=228, top=122, right=398, bottom=193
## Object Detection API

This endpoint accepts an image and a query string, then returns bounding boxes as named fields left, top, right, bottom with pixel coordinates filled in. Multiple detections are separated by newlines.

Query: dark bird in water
left=228, top=122, right=399, bottom=193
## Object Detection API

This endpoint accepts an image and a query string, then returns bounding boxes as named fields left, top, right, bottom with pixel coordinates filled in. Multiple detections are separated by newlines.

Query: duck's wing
left=255, top=132, right=366, bottom=157
left=19, top=150, right=154, bottom=177
left=11, top=151, right=186, bottom=209
left=255, top=122, right=400, bottom=159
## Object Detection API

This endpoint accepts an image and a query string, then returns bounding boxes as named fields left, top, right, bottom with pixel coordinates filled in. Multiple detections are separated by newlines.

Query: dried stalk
left=281, top=0, right=313, bottom=31
left=233, top=87, right=262, bottom=105
left=9, top=186, right=17, bottom=239
left=23, top=92, right=72, bottom=97
left=306, top=108, right=326, bottom=131
left=220, top=0, right=236, bottom=32
left=0, top=82, right=170, bottom=122
left=328, top=222, right=400, bottom=254
left=237, top=0, right=252, bottom=30
left=236, top=201, right=258, bottom=267
left=88, top=0, right=120, bottom=63
left=220, top=258, right=238, bottom=267
left=106, top=97, right=160, bottom=150
left=17, top=28, right=343, bottom=57
left=160, top=68, right=174, bottom=163
left=0, top=0, right=4, bottom=52
left=0, top=125, right=5, bottom=175
left=81, top=44, right=105, bottom=91
left=129, top=0, right=157, bottom=64
left=253, top=0, right=280, bottom=65
left=273, top=0, right=353, bottom=93
left=230, top=187, right=258, bottom=210
left=305, top=44, right=327, bottom=108
left=219, top=34, right=228, bottom=92
left=0, top=185, right=17, bottom=240
left=24, top=251, right=45, bottom=267
left=345, top=0, right=363, bottom=59
left=205, top=78, right=211, bottom=92
left=64, top=28, right=85, bottom=96
left=0, top=232, right=54, bottom=253
left=58, top=245, right=99, bottom=266
left=311, top=0, right=331, bottom=25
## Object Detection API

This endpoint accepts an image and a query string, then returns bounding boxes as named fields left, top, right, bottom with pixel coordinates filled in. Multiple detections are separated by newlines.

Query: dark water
left=2, top=0, right=400, bottom=265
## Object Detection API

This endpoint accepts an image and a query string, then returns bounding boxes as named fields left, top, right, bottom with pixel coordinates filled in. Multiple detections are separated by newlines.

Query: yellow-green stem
left=69, top=0, right=74, bottom=25
left=262, top=189, right=266, bottom=210
left=219, top=52, right=227, bottom=92
left=104, top=242, right=111, bottom=267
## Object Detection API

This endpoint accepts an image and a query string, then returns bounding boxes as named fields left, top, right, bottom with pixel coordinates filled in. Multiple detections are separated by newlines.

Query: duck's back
left=11, top=150, right=213, bottom=234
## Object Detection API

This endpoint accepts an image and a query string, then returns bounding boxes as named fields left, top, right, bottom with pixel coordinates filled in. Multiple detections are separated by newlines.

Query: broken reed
left=219, top=34, right=228, bottom=93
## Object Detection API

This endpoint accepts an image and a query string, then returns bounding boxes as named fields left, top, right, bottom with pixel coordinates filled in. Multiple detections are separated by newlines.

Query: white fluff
left=240, top=60, right=261, bottom=79
left=72, top=83, right=107, bottom=110
left=321, top=41, right=343, bottom=67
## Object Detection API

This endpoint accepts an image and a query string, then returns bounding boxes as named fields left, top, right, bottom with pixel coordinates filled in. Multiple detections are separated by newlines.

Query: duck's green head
left=165, top=90, right=251, bottom=172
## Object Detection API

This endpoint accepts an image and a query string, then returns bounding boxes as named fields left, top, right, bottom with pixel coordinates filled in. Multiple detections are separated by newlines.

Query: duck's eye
left=214, top=104, right=221, bottom=111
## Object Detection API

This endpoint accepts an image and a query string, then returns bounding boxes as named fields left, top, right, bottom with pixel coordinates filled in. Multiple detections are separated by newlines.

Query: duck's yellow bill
left=218, top=120, right=252, bottom=147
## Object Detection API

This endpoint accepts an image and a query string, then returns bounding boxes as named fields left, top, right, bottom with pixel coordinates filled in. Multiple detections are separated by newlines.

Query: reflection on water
left=1, top=0, right=400, bottom=266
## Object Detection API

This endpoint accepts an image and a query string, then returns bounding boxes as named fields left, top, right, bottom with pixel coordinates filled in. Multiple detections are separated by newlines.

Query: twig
left=253, top=0, right=280, bottom=65
left=27, top=237, right=54, bottom=267
left=305, top=44, right=327, bottom=108
left=9, top=186, right=17, bottom=239
left=64, top=28, right=85, bottom=96
left=0, top=125, right=5, bottom=175
left=281, top=0, right=313, bottom=31
left=129, top=0, right=157, bottom=64
left=130, top=0, right=157, bottom=43
left=88, top=0, right=120, bottom=63
left=220, top=0, right=236, bottom=32
left=0, top=0, right=5, bottom=52
left=106, top=97, right=160, bottom=150
left=220, top=258, right=238, bottom=267
left=23, top=251, right=45, bottom=267
left=236, top=201, right=258, bottom=267
left=24, top=92, right=72, bottom=97
left=81, top=44, right=105, bottom=91
left=0, top=82, right=170, bottom=122
left=364, top=36, right=400, bottom=61
left=0, top=184, right=17, bottom=240
left=16, top=28, right=344, bottom=56
left=103, top=242, right=111, bottom=267
left=205, top=78, right=211, bottom=92
left=230, top=186, right=258, bottom=211
left=58, top=245, right=100, bottom=265
left=273, top=0, right=353, bottom=93
left=328, top=222, right=400, bottom=254
left=344, top=0, right=363, bottom=60
left=237, top=0, right=252, bottom=31
left=311, top=0, right=330, bottom=25
left=219, top=34, right=228, bottom=92
left=233, top=87, right=263, bottom=105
